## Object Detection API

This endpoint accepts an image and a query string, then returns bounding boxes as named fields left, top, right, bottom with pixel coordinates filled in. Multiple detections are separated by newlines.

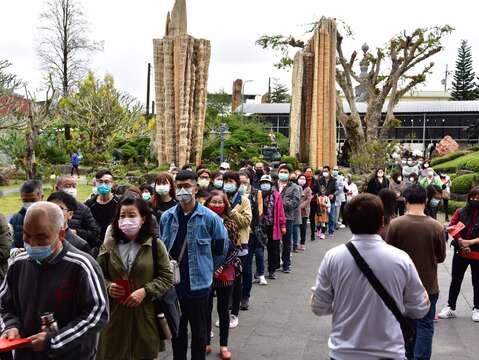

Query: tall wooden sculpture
left=153, top=0, right=211, bottom=166
left=290, top=17, right=337, bottom=168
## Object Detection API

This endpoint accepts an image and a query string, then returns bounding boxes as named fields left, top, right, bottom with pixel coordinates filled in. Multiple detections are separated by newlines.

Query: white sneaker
left=339, top=224, right=346, bottom=229
left=210, top=331, right=214, bottom=338
left=259, top=275, right=268, bottom=286
left=472, top=308, right=479, bottom=322
left=215, top=319, right=220, bottom=327
left=438, top=306, right=457, bottom=319
left=229, top=315, right=239, bottom=328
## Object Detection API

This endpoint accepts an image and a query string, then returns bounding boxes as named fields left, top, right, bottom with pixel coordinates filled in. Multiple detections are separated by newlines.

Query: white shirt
left=345, top=182, right=358, bottom=202
left=311, top=235, right=429, bottom=360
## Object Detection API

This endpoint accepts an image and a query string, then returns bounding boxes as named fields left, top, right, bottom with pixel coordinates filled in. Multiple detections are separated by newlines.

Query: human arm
left=43, top=258, right=109, bottom=356
left=73, top=205, right=100, bottom=248
left=143, top=239, right=174, bottom=300
left=310, top=253, right=334, bottom=316
left=209, top=214, right=230, bottom=270
left=230, top=196, right=252, bottom=230
left=434, top=225, right=447, bottom=264
left=0, top=264, right=22, bottom=335
left=282, top=185, right=301, bottom=213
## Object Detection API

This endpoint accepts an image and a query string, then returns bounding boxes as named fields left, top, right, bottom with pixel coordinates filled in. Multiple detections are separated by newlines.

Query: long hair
left=466, top=186, right=479, bottom=211
left=151, top=172, right=176, bottom=210
left=112, top=196, right=154, bottom=244
left=378, top=189, right=397, bottom=225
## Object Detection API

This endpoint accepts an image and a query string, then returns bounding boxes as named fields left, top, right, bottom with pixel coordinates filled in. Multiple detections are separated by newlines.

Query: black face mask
left=256, top=169, right=264, bottom=176
left=469, top=200, right=479, bottom=210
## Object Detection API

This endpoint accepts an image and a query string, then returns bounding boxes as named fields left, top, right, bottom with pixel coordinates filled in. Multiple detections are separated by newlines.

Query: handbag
left=345, top=242, right=416, bottom=344
left=254, top=223, right=268, bottom=247
left=213, top=264, right=236, bottom=287
left=151, top=237, right=181, bottom=340
left=169, top=237, right=187, bottom=285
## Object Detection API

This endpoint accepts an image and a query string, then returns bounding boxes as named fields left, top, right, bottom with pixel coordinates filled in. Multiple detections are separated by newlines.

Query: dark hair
left=140, top=184, right=153, bottom=194
left=196, top=189, right=210, bottom=200
left=323, top=166, right=331, bottom=172
left=175, top=170, right=198, bottom=182
left=47, top=191, right=77, bottom=211
left=426, top=184, right=442, bottom=203
left=181, top=164, right=193, bottom=171
left=204, top=190, right=231, bottom=216
left=344, top=193, right=384, bottom=234
left=20, top=180, right=42, bottom=194
left=95, top=169, right=113, bottom=180
left=378, top=189, right=397, bottom=225
left=408, top=173, right=419, bottom=182
left=197, top=168, right=212, bottom=178
left=212, top=171, right=223, bottom=181
left=403, top=184, right=427, bottom=205
left=466, top=186, right=479, bottom=209
left=391, top=172, right=401, bottom=182
left=223, top=171, right=240, bottom=186
left=278, top=164, right=291, bottom=172
left=115, top=185, right=132, bottom=197
left=239, top=170, right=254, bottom=184
left=151, top=172, right=176, bottom=210
left=112, top=196, right=154, bottom=244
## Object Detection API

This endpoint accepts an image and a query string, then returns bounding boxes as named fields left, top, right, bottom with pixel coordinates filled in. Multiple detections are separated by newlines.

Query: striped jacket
left=0, top=242, right=109, bottom=359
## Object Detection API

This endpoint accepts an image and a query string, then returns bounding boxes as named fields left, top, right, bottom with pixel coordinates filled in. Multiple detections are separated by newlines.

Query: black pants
left=266, top=225, right=280, bottom=273
left=231, top=255, right=246, bottom=316
left=172, top=295, right=209, bottom=360
left=281, top=220, right=293, bottom=270
left=397, top=200, right=405, bottom=216
left=300, top=217, right=308, bottom=245
left=447, top=251, right=479, bottom=310
left=443, top=198, right=450, bottom=219
left=0, top=353, right=13, bottom=360
left=71, top=165, right=79, bottom=176
left=339, top=201, right=346, bottom=223
left=309, top=203, right=317, bottom=240
left=207, top=285, right=233, bottom=347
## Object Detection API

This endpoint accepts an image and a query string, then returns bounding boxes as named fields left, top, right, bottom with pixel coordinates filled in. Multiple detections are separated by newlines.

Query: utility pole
left=146, top=63, right=151, bottom=116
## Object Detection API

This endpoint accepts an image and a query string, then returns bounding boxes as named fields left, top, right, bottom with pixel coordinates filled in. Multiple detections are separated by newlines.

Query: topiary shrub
left=431, top=151, right=467, bottom=167
left=451, top=173, right=479, bottom=194
left=439, top=200, right=466, bottom=214
left=459, top=157, right=479, bottom=172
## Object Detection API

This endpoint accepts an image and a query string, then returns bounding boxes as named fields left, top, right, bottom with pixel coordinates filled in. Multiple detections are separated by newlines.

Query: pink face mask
left=118, top=217, right=142, bottom=238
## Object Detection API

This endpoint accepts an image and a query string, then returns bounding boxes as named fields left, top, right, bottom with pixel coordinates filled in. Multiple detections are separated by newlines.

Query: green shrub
left=451, top=173, right=479, bottom=194
left=281, top=155, right=298, bottom=170
left=431, top=151, right=467, bottom=166
left=439, top=200, right=466, bottom=215
left=459, top=157, right=479, bottom=172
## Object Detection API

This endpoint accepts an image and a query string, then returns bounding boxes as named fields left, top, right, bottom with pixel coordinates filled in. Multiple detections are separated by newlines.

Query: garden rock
left=436, top=136, right=459, bottom=156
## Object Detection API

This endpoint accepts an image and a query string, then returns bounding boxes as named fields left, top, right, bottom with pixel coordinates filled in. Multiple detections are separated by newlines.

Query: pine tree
left=268, top=81, right=291, bottom=103
left=451, top=40, right=478, bottom=101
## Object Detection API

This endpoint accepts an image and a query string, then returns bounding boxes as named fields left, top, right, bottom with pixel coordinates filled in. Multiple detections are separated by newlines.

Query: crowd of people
left=0, top=154, right=476, bottom=360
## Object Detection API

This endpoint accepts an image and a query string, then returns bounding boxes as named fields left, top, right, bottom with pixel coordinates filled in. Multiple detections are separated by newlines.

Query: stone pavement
left=159, top=226, right=478, bottom=360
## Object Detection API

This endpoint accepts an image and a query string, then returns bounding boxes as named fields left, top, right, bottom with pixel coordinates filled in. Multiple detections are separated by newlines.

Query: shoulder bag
left=346, top=242, right=416, bottom=344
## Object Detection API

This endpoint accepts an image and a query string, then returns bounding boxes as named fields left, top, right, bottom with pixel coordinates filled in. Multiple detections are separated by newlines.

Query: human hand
left=328, top=195, right=334, bottom=200
left=214, top=266, right=224, bottom=277
left=124, top=288, right=146, bottom=308
left=70, top=229, right=77, bottom=235
left=462, top=246, right=472, bottom=255
left=1, top=328, right=20, bottom=340
left=108, top=283, right=126, bottom=299
left=459, top=239, right=470, bottom=248
left=28, top=332, right=47, bottom=352
left=281, top=227, right=287, bottom=235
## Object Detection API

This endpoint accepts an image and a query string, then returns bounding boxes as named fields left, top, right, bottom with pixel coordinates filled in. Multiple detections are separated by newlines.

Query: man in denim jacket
left=160, top=170, right=229, bottom=360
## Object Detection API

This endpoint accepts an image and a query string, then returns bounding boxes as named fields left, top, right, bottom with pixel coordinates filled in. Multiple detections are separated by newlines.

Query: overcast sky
left=2, top=0, right=478, bottom=104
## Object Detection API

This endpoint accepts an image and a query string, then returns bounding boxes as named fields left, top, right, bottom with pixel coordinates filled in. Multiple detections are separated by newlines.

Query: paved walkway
left=159, top=225, right=478, bottom=360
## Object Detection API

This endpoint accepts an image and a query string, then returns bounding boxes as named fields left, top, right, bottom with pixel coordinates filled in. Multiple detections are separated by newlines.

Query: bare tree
left=37, top=0, right=103, bottom=97
left=0, top=60, right=26, bottom=131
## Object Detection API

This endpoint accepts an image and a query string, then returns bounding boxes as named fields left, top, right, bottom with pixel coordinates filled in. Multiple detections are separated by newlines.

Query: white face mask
left=397, top=176, right=402, bottom=182
left=155, top=184, right=170, bottom=195
left=298, top=179, right=307, bottom=186
left=62, top=188, right=77, bottom=198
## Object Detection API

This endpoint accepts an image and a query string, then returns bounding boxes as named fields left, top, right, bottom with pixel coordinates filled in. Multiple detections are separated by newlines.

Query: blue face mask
left=430, top=198, right=441, bottom=208
left=260, top=183, right=272, bottom=192
left=223, top=184, right=237, bottom=194
left=96, top=183, right=112, bottom=196
left=238, top=184, right=247, bottom=195
left=25, top=242, right=54, bottom=262
left=278, top=173, right=289, bottom=182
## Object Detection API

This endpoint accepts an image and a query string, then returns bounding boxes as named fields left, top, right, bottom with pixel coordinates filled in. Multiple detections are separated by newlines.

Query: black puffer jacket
left=68, top=201, right=99, bottom=248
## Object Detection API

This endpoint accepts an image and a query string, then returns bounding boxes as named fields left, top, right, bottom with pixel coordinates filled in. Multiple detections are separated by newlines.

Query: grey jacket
left=280, top=182, right=302, bottom=221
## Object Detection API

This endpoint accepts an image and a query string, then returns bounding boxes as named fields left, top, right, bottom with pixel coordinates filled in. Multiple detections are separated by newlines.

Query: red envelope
left=448, top=222, right=465, bottom=238
left=114, top=279, right=131, bottom=304
left=0, top=338, right=31, bottom=352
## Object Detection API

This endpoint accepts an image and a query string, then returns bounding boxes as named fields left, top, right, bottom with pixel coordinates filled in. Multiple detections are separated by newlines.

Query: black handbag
left=151, top=237, right=181, bottom=340
left=346, top=242, right=416, bottom=344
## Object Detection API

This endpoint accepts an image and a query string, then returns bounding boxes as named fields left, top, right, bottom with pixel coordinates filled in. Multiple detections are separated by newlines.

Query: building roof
left=236, top=100, right=479, bottom=116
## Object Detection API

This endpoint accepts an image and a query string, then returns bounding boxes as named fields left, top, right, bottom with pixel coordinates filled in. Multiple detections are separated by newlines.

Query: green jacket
left=419, top=176, right=443, bottom=189
left=96, top=234, right=173, bottom=360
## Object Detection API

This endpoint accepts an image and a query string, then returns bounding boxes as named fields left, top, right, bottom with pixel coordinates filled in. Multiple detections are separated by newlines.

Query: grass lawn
left=433, top=151, right=479, bottom=171
left=0, top=184, right=92, bottom=216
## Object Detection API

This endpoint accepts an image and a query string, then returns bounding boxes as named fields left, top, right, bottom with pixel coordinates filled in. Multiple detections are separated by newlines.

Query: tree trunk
left=363, top=100, right=384, bottom=142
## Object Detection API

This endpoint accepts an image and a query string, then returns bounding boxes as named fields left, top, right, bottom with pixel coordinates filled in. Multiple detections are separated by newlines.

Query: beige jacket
left=230, top=195, right=253, bottom=245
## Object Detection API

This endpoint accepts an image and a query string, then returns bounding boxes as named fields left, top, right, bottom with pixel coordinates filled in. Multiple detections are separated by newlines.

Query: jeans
left=406, top=293, right=438, bottom=360
left=246, top=233, right=265, bottom=281
left=266, top=225, right=280, bottom=274
left=328, top=202, right=336, bottom=234
left=292, top=224, right=301, bottom=249
left=282, top=220, right=294, bottom=270
left=173, top=295, right=210, bottom=360
left=300, top=217, right=308, bottom=245
left=207, top=285, right=233, bottom=347
left=447, top=251, right=479, bottom=310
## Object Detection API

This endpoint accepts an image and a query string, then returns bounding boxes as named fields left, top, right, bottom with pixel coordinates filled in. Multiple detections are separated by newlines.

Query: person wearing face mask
left=318, top=166, right=338, bottom=236
left=440, top=172, right=452, bottom=221
left=259, top=175, right=286, bottom=280
left=0, top=202, right=109, bottom=359
left=212, top=172, right=225, bottom=191
left=197, top=168, right=212, bottom=192
left=150, top=173, right=177, bottom=223
left=219, top=162, right=230, bottom=175
left=424, top=185, right=443, bottom=220
left=419, top=168, right=442, bottom=189
left=85, top=170, right=120, bottom=244
left=332, top=166, right=346, bottom=230
left=386, top=184, right=446, bottom=360
left=439, top=186, right=479, bottom=322
left=97, top=196, right=173, bottom=360
left=10, top=180, right=43, bottom=249
left=297, top=174, right=312, bottom=251
left=277, top=164, right=301, bottom=273
left=402, top=158, right=420, bottom=184
left=160, top=170, right=229, bottom=360
left=204, top=191, right=240, bottom=359
left=366, top=168, right=390, bottom=196
left=389, top=172, right=406, bottom=216
left=47, top=191, right=92, bottom=255
left=222, top=172, right=252, bottom=328
left=253, top=162, right=265, bottom=189
left=304, top=168, right=319, bottom=241
left=55, top=175, right=100, bottom=249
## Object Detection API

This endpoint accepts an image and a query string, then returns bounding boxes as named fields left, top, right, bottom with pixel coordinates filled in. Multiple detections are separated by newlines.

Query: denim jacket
left=160, top=203, right=229, bottom=291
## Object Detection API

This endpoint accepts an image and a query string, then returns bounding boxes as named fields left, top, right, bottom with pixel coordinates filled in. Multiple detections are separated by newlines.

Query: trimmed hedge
left=434, top=151, right=479, bottom=172
left=439, top=200, right=466, bottom=215
left=451, top=173, right=479, bottom=194
left=431, top=151, right=467, bottom=166
left=459, top=157, right=479, bottom=172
